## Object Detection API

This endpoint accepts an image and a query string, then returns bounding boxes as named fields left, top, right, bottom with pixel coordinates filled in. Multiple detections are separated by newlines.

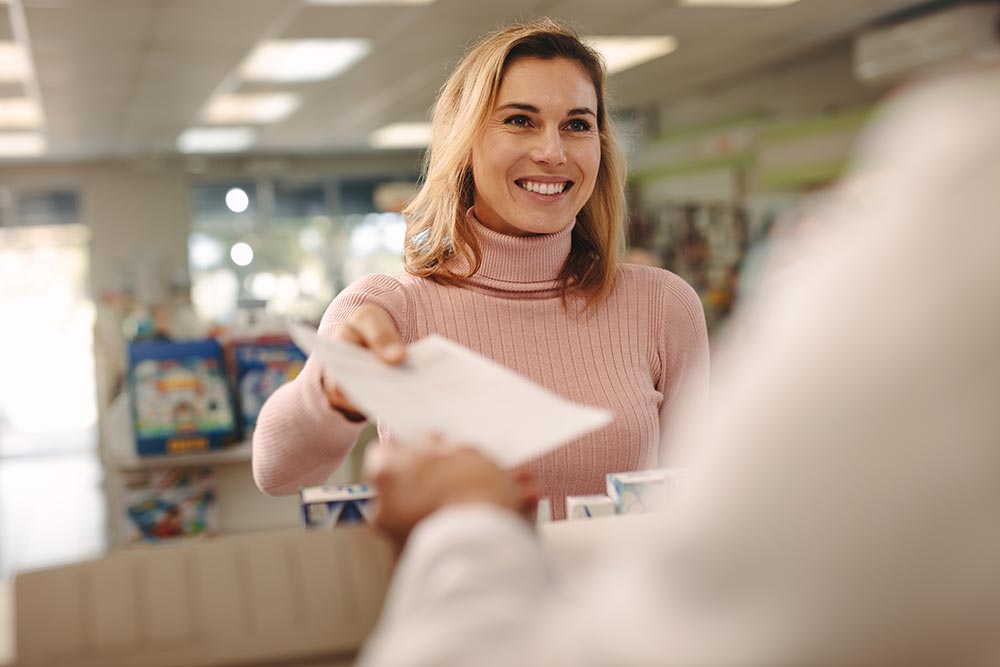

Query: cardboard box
left=565, top=494, right=616, bottom=520
left=301, top=484, right=376, bottom=528
left=606, top=469, right=673, bottom=514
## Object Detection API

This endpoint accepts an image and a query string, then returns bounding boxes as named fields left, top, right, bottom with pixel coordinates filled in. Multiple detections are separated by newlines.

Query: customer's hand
left=365, top=435, right=539, bottom=547
left=322, top=304, right=405, bottom=422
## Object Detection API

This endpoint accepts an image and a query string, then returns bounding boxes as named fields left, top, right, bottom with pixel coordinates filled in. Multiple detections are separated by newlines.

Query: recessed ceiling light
left=307, top=0, right=435, bottom=4
left=678, top=0, right=801, bottom=7
left=225, top=187, right=250, bottom=213
left=586, top=36, right=679, bottom=75
left=230, top=242, right=254, bottom=267
left=370, top=122, right=432, bottom=149
left=0, top=98, right=41, bottom=129
left=0, top=42, right=31, bottom=82
left=240, top=39, right=371, bottom=83
left=202, top=93, right=301, bottom=125
left=0, top=132, right=45, bottom=157
left=177, top=127, right=256, bottom=154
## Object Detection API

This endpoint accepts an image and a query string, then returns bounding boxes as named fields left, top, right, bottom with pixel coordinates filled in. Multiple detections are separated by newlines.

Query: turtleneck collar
left=445, top=208, right=575, bottom=296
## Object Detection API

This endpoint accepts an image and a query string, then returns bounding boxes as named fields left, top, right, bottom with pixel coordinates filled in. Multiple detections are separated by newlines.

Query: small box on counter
left=606, top=469, right=673, bottom=515
left=565, top=494, right=616, bottom=520
left=300, top=483, right=376, bottom=528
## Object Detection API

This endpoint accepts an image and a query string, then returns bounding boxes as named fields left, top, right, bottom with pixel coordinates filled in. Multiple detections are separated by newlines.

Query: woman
left=252, top=19, right=709, bottom=518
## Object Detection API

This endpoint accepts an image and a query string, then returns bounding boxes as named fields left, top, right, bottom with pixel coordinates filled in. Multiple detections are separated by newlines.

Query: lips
left=515, top=179, right=573, bottom=196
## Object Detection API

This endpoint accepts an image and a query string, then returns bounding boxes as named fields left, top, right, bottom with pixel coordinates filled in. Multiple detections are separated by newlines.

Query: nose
left=530, top=126, right=566, bottom=165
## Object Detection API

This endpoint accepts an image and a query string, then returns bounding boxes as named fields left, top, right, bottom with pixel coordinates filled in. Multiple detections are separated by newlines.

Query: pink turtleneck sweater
left=253, top=215, right=709, bottom=519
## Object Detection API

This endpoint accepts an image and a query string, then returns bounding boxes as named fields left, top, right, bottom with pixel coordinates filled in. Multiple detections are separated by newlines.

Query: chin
left=516, top=217, right=573, bottom=236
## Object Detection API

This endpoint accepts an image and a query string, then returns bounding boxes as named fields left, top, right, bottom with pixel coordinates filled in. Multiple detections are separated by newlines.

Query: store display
left=635, top=202, right=750, bottom=329
left=119, top=467, right=217, bottom=544
left=300, top=483, right=376, bottom=528
left=127, top=338, right=239, bottom=456
left=606, top=470, right=672, bottom=515
left=232, top=338, right=306, bottom=432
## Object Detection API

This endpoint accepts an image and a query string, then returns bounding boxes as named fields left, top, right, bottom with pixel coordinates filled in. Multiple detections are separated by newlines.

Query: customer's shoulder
left=342, top=271, right=425, bottom=297
left=618, top=263, right=699, bottom=302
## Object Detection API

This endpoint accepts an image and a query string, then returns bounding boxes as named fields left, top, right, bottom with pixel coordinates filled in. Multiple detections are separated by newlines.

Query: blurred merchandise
left=127, top=339, right=239, bottom=456
left=231, top=337, right=306, bottom=432
left=300, top=483, right=376, bottom=528
left=606, top=469, right=675, bottom=515
left=565, top=494, right=616, bottom=520
left=119, top=467, right=217, bottom=544
left=635, top=203, right=749, bottom=329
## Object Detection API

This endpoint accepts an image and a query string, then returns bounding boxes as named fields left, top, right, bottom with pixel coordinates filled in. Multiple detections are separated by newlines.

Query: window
left=188, top=175, right=417, bottom=326
left=0, top=196, right=105, bottom=580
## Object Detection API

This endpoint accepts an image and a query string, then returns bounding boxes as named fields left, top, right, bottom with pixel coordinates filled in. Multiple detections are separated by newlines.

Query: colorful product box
left=120, top=467, right=217, bottom=544
left=565, top=494, right=616, bottom=520
left=128, top=339, right=240, bottom=456
left=300, top=483, right=377, bottom=528
left=233, top=340, right=306, bottom=432
left=606, top=469, right=673, bottom=515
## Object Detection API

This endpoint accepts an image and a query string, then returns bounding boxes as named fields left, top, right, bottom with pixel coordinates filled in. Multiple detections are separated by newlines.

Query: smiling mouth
left=515, top=179, right=573, bottom=196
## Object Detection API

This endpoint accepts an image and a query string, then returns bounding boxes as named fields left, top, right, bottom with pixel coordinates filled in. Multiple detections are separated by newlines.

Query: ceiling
left=0, top=0, right=934, bottom=162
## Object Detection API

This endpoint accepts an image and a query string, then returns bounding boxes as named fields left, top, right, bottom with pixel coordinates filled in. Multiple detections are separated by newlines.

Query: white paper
left=288, top=321, right=613, bottom=468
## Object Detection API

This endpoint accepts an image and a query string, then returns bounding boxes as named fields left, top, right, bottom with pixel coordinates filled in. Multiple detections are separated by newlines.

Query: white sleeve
left=356, top=504, right=554, bottom=667
left=358, top=503, right=699, bottom=667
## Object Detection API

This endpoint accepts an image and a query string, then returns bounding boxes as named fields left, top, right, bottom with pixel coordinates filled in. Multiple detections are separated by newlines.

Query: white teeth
left=519, top=180, right=567, bottom=195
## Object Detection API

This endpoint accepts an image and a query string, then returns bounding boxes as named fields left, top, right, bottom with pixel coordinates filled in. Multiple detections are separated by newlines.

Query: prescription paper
left=289, top=321, right=613, bottom=468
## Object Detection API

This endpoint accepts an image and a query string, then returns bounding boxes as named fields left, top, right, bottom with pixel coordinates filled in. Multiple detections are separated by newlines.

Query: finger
left=363, top=443, right=389, bottom=480
left=323, top=381, right=366, bottom=422
left=513, top=472, right=540, bottom=516
left=380, top=433, right=403, bottom=452
left=512, top=467, right=536, bottom=484
left=331, top=320, right=365, bottom=345
left=419, top=432, right=452, bottom=453
left=351, top=305, right=405, bottom=364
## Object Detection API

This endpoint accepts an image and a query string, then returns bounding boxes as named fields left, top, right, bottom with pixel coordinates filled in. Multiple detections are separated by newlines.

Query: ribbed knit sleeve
left=252, top=273, right=410, bottom=496
left=651, top=268, right=711, bottom=448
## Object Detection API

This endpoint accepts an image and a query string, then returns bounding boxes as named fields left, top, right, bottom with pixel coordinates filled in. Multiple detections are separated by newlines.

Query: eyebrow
left=496, top=102, right=597, bottom=118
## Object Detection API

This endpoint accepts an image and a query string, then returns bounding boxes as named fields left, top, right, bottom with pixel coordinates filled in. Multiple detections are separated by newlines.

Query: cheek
left=585, top=145, right=602, bottom=179
left=473, top=148, right=503, bottom=190
left=571, top=141, right=601, bottom=179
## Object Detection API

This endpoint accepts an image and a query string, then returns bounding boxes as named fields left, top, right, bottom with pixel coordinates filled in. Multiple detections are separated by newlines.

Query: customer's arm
left=252, top=274, right=409, bottom=495
left=656, top=272, right=710, bottom=444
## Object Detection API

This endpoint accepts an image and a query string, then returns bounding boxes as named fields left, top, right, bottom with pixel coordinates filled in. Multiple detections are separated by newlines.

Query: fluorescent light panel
left=203, top=93, right=301, bottom=124
left=0, top=132, right=45, bottom=157
left=0, top=42, right=31, bottom=82
left=240, top=39, right=371, bottom=83
left=586, top=36, right=678, bottom=75
left=679, top=0, right=801, bottom=6
left=0, top=98, right=41, bottom=128
left=177, top=127, right=256, bottom=154
left=308, top=0, right=434, bottom=4
left=370, top=122, right=432, bottom=149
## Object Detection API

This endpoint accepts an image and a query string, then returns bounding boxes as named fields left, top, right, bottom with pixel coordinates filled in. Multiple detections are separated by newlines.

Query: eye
left=566, top=118, right=592, bottom=132
left=504, top=114, right=531, bottom=128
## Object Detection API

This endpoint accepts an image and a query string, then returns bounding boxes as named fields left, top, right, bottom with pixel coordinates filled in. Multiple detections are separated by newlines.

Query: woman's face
left=471, top=57, right=601, bottom=237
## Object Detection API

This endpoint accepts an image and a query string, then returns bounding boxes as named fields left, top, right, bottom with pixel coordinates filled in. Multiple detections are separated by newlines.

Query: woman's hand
left=365, top=435, right=539, bottom=547
left=322, top=304, right=405, bottom=422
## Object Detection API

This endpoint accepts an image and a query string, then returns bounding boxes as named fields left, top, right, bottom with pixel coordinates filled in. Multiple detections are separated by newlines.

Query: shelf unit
left=101, top=394, right=300, bottom=544
left=108, top=439, right=253, bottom=471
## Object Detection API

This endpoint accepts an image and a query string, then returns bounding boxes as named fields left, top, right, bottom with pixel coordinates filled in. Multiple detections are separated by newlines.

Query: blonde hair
left=402, top=18, right=627, bottom=308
